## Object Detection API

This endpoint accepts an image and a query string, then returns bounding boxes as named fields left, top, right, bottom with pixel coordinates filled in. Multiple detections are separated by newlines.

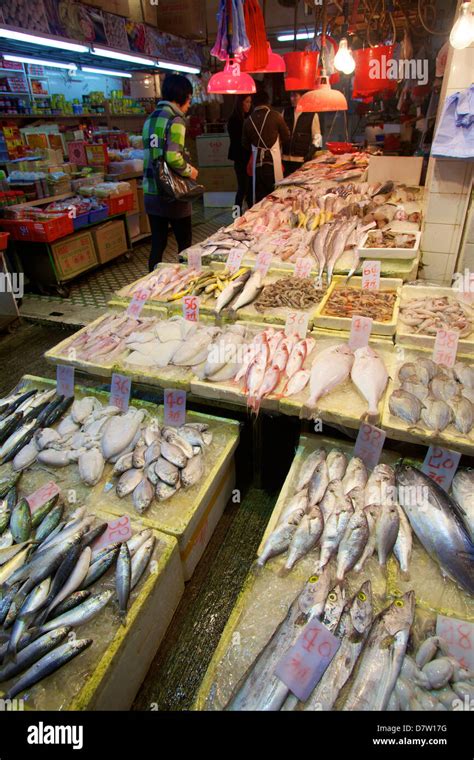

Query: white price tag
left=294, top=257, right=313, bottom=279
left=127, top=288, right=150, bottom=318
left=110, top=373, right=131, bottom=412
left=285, top=311, right=310, bottom=339
left=421, top=446, right=461, bottom=491
left=56, top=365, right=74, bottom=398
left=436, top=615, right=474, bottom=672
left=164, top=389, right=186, bottom=427
left=361, top=260, right=381, bottom=291
left=432, top=329, right=459, bottom=368
left=227, top=249, right=245, bottom=274
left=348, top=315, right=373, bottom=350
left=188, top=250, right=202, bottom=271
left=255, top=252, right=272, bottom=276
left=183, top=295, right=199, bottom=322
left=354, top=423, right=386, bottom=469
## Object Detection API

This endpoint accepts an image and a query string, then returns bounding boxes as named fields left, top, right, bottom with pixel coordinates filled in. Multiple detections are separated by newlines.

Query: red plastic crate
left=29, top=214, right=74, bottom=242
left=105, top=192, right=133, bottom=215
left=0, top=231, right=10, bottom=249
left=0, top=219, right=33, bottom=241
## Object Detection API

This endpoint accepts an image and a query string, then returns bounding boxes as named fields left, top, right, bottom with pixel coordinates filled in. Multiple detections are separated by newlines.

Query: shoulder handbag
left=153, top=116, right=204, bottom=202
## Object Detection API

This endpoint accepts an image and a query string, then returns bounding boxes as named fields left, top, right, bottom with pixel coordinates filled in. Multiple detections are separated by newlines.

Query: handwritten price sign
left=421, top=445, right=461, bottom=491
left=437, top=615, right=474, bottom=672
left=92, top=515, right=132, bottom=553
left=26, top=481, right=61, bottom=514
left=275, top=617, right=340, bottom=701
left=354, top=423, right=386, bottom=469
left=294, top=257, right=313, bottom=279
left=227, top=248, right=245, bottom=274
left=188, top=250, right=202, bottom=272
left=432, top=329, right=459, bottom=368
left=56, top=365, right=74, bottom=398
left=255, top=251, right=272, bottom=277
left=348, top=315, right=373, bottom=350
left=164, top=388, right=186, bottom=427
left=110, top=373, right=131, bottom=412
left=127, top=287, right=150, bottom=318
left=285, top=311, right=310, bottom=339
left=183, top=295, right=200, bottom=322
left=361, top=260, right=381, bottom=291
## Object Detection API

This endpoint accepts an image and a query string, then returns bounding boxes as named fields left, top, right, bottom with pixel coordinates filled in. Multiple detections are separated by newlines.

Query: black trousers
left=148, top=214, right=192, bottom=271
left=234, top=160, right=252, bottom=213
left=254, top=164, right=275, bottom=204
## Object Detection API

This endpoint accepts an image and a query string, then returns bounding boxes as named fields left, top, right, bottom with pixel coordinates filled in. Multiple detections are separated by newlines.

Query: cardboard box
left=93, top=219, right=128, bottom=264
left=198, top=166, right=237, bottom=193
left=368, top=156, right=423, bottom=185
left=156, top=0, right=206, bottom=39
left=139, top=212, right=151, bottom=235
left=127, top=212, right=141, bottom=240
left=196, top=133, right=232, bottom=168
left=127, top=178, right=139, bottom=215
left=51, top=231, right=98, bottom=281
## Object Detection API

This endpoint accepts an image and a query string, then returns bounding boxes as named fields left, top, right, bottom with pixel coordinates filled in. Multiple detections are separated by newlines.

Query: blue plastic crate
left=73, top=211, right=90, bottom=230
left=88, top=206, right=108, bottom=224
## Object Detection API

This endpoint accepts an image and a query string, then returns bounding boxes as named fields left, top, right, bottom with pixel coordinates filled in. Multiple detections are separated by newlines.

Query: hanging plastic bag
left=431, top=85, right=474, bottom=159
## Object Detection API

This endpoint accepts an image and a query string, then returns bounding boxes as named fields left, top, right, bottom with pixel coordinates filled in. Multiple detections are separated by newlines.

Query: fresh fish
left=257, top=522, right=299, bottom=567
left=285, top=506, right=324, bottom=570
left=301, top=582, right=373, bottom=711
left=39, top=590, right=113, bottom=634
left=81, top=546, right=120, bottom=589
left=342, top=457, right=368, bottom=495
left=400, top=655, right=430, bottom=689
left=113, top=452, right=134, bottom=475
left=401, top=380, right=429, bottom=403
left=7, top=578, right=51, bottom=661
left=397, top=465, right=474, bottom=594
left=351, top=346, right=388, bottom=420
left=132, top=477, right=154, bottom=514
left=101, top=409, right=145, bottom=461
left=420, top=398, right=452, bottom=433
left=451, top=469, right=474, bottom=541
left=430, top=376, right=460, bottom=403
left=376, top=502, right=400, bottom=566
left=0, top=626, right=70, bottom=682
left=132, top=440, right=147, bottom=469
left=5, top=638, right=93, bottom=698
left=116, top=468, right=144, bottom=497
left=48, top=591, right=91, bottom=620
left=321, top=585, right=346, bottom=634
left=155, top=480, right=179, bottom=502
left=44, top=547, right=91, bottom=619
left=0, top=540, right=33, bottom=567
left=422, top=658, right=454, bottom=690
left=181, top=454, right=204, bottom=488
left=34, top=504, right=64, bottom=542
left=448, top=397, right=473, bottom=435
left=30, top=495, right=59, bottom=530
left=229, top=271, right=263, bottom=314
left=155, top=457, right=179, bottom=487
left=0, top=468, right=21, bottom=499
left=127, top=529, right=153, bottom=556
left=326, top=449, right=348, bottom=482
left=0, top=488, right=15, bottom=534
left=160, top=440, right=187, bottom=469
left=364, top=463, right=395, bottom=507
left=144, top=441, right=162, bottom=466
left=78, top=448, right=105, bottom=487
left=393, top=504, right=412, bottom=577
left=318, top=497, right=354, bottom=571
left=0, top=581, right=20, bottom=625
left=336, top=508, right=369, bottom=581
left=342, top=591, right=415, bottom=711
left=130, top=536, right=155, bottom=590
left=308, top=344, right=354, bottom=409
left=91, top=541, right=121, bottom=564
left=454, top=362, right=474, bottom=388
left=308, top=460, right=329, bottom=506
left=215, top=271, right=251, bottom=314
left=71, top=396, right=100, bottom=424
left=353, top=506, right=378, bottom=572
left=12, top=440, right=38, bottom=471
left=296, top=448, right=327, bottom=491
left=278, top=490, right=308, bottom=525
left=389, top=389, right=422, bottom=424
left=284, top=369, right=310, bottom=397
left=10, top=497, right=32, bottom=543
left=37, top=449, right=75, bottom=467
left=82, top=523, right=108, bottom=548
left=326, top=219, right=358, bottom=284
left=311, top=225, right=332, bottom=286
left=116, top=542, right=131, bottom=625
left=0, top=419, right=37, bottom=462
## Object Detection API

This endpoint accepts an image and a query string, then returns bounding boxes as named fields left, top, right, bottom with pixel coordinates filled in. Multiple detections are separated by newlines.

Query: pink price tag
left=26, top=481, right=61, bottom=514
left=92, top=515, right=132, bottom=553
left=226, top=248, right=245, bottom=275
left=127, top=288, right=150, bottom=318
left=361, top=260, right=381, bottom=291
left=255, top=251, right=272, bottom=276
left=436, top=615, right=474, bottom=672
left=285, top=311, right=310, bottom=339
left=294, top=257, right=313, bottom=279
left=183, top=295, right=199, bottom=322
left=56, top=365, right=74, bottom=398
left=164, top=388, right=186, bottom=427
left=421, top=445, right=461, bottom=491
left=188, top=250, right=202, bottom=272
left=110, top=373, right=131, bottom=412
left=354, top=423, right=386, bottom=469
left=432, top=329, right=459, bottom=368
left=348, top=315, right=373, bottom=350
left=274, top=617, right=340, bottom=701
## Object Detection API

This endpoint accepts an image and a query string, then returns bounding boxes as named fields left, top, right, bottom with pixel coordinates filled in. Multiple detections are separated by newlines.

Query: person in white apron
left=242, top=90, right=289, bottom=204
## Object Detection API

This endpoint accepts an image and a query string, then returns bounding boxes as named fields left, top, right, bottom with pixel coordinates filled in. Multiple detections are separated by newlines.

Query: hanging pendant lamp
left=207, top=58, right=256, bottom=95
left=241, top=43, right=286, bottom=73
left=296, top=73, right=348, bottom=112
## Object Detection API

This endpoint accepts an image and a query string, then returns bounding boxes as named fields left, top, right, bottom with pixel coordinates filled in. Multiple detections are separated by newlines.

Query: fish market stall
left=194, top=434, right=474, bottom=712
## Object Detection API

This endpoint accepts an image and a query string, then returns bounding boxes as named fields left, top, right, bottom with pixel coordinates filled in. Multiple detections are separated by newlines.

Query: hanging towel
left=432, top=85, right=474, bottom=159
left=242, top=0, right=268, bottom=70
left=211, top=0, right=250, bottom=61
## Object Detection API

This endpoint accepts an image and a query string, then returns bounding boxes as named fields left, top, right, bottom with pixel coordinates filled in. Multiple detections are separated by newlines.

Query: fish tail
left=278, top=565, right=291, bottom=577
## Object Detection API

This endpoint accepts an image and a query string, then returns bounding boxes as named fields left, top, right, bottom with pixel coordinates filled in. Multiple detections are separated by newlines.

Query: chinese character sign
left=354, top=423, right=386, bottom=469
left=348, top=316, right=373, bottom=350
left=421, top=446, right=461, bottom=491
left=110, top=374, right=131, bottom=412
left=164, top=389, right=186, bottom=427
left=361, top=260, right=381, bottom=291
left=432, top=329, right=459, bottom=368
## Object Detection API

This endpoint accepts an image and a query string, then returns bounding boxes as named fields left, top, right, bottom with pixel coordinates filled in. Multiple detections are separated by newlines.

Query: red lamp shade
left=207, top=59, right=256, bottom=95
left=296, top=76, right=348, bottom=112
left=283, top=50, right=319, bottom=91
left=241, top=43, right=286, bottom=74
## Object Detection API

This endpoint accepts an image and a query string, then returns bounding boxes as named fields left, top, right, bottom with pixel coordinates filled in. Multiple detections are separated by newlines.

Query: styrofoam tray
left=357, top=229, right=421, bottom=260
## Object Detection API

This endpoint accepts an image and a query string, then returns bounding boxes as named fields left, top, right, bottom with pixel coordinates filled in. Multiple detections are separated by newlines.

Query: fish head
left=347, top=485, right=365, bottom=510
left=350, top=580, right=373, bottom=634
left=384, top=591, right=416, bottom=636
left=298, top=566, right=334, bottom=614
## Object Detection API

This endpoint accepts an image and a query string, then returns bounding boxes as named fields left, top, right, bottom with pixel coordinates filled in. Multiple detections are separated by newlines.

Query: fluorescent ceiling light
left=91, top=47, right=155, bottom=66
left=82, top=66, right=132, bottom=79
left=3, top=54, right=76, bottom=70
left=277, top=31, right=315, bottom=42
left=0, top=28, right=88, bottom=53
left=156, top=61, right=200, bottom=74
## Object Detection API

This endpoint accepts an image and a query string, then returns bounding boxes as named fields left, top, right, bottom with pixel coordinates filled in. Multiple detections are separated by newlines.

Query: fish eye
left=309, top=575, right=319, bottom=583
left=358, top=592, right=366, bottom=601
left=394, top=599, right=404, bottom=607
left=328, top=592, right=337, bottom=601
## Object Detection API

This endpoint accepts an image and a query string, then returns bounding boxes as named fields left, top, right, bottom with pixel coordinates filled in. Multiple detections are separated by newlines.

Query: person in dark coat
left=282, top=91, right=322, bottom=175
left=227, top=94, right=253, bottom=214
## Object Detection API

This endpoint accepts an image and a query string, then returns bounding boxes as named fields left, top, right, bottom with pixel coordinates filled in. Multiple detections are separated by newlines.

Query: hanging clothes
left=431, top=85, right=474, bottom=159
left=211, top=0, right=250, bottom=61
left=242, top=0, right=268, bottom=71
